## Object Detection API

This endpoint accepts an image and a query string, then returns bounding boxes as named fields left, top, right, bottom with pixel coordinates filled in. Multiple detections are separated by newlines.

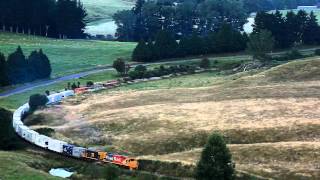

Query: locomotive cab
left=126, top=158, right=139, bottom=170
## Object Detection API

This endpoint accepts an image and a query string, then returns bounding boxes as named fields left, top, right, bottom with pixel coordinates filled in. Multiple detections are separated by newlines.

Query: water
left=49, top=168, right=74, bottom=178
left=85, top=20, right=117, bottom=36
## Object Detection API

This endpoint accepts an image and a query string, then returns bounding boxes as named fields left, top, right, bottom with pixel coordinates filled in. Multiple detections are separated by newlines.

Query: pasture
left=0, top=32, right=136, bottom=78
left=27, top=57, right=320, bottom=179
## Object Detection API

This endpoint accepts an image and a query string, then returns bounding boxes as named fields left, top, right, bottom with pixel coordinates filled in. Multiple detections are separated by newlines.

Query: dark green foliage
left=0, top=0, right=87, bottom=38
left=200, top=58, right=211, bottom=69
left=315, top=49, right=320, bottom=56
left=195, top=133, right=235, bottom=180
left=83, top=164, right=120, bottom=179
left=35, top=128, right=55, bottom=137
left=0, top=108, right=24, bottom=150
left=247, top=30, right=275, bottom=62
left=86, top=81, right=94, bottom=87
left=71, top=82, right=77, bottom=90
left=254, top=10, right=320, bottom=49
left=28, top=49, right=52, bottom=79
left=132, top=40, right=153, bottom=62
left=0, top=47, right=52, bottom=86
left=0, top=53, right=9, bottom=86
left=29, top=94, right=49, bottom=111
left=153, top=30, right=179, bottom=60
left=113, top=58, right=126, bottom=75
left=6, top=46, right=29, bottom=84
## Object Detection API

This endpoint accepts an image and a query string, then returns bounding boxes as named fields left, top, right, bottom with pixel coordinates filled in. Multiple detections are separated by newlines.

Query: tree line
left=253, top=10, right=320, bottom=49
left=114, top=0, right=320, bottom=42
left=132, top=24, right=248, bottom=62
left=0, top=0, right=87, bottom=39
left=0, top=46, right=52, bottom=86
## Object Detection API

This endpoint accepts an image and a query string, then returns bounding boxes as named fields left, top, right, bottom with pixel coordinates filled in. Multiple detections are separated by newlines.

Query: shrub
left=0, top=108, right=24, bottom=150
left=35, top=128, right=55, bottom=137
left=29, top=94, right=49, bottom=111
left=71, top=82, right=77, bottom=90
left=315, top=49, right=320, bottom=56
left=113, top=58, right=126, bottom=75
left=195, top=133, right=235, bottom=180
left=134, top=65, right=147, bottom=72
left=86, top=81, right=94, bottom=87
left=83, top=164, right=120, bottom=179
left=200, top=58, right=211, bottom=69
left=285, top=49, right=303, bottom=60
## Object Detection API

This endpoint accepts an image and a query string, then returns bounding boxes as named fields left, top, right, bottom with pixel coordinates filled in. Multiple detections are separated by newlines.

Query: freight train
left=12, top=80, right=139, bottom=170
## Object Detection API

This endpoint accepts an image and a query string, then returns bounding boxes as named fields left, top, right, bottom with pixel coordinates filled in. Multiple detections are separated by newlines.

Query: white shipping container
left=35, top=135, right=51, bottom=148
left=60, top=90, right=75, bottom=98
left=47, top=93, right=63, bottom=104
left=24, top=129, right=39, bottom=143
left=18, top=125, right=29, bottom=137
left=72, top=146, right=86, bottom=158
left=13, top=120, right=23, bottom=131
left=48, top=139, right=67, bottom=153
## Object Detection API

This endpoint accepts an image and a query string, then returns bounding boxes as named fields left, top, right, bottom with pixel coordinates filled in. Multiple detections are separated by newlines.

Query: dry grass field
left=27, top=57, right=320, bottom=179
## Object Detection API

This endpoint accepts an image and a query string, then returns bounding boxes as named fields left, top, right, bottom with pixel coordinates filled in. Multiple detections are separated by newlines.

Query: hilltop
left=27, top=57, right=320, bottom=179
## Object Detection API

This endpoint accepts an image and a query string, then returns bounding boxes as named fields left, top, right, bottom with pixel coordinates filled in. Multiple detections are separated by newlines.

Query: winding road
left=0, top=59, right=204, bottom=98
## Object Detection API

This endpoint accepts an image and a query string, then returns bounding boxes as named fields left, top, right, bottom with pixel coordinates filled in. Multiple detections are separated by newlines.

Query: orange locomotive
left=81, top=149, right=138, bottom=170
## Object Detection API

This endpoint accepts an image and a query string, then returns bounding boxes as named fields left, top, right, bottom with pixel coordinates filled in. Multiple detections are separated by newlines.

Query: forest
left=114, top=0, right=320, bottom=42
left=0, top=0, right=87, bottom=39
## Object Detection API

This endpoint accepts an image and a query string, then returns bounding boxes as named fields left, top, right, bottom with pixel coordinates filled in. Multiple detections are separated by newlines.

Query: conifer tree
left=132, top=40, right=149, bottom=62
left=195, top=133, right=235, bottom=180
left=303, top=12, right=320, bottom=45
left=153, top=30, right=178, bottom=60
left=6, top=46, right=28, bottom=84
left=0, top=53, right=9, bottom=86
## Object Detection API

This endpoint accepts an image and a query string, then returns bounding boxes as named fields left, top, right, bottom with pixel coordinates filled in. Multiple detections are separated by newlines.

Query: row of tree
left=254, top=10, right=320, bottom=48
left=0, top=46, right=52, bottom=86
left=114, top=0, right=248, bottom=42
left=132, top=25, right=248, bottom=62
left=114, top=0, right=320, bottom=42
left=0, top=0, right=87, bottom=39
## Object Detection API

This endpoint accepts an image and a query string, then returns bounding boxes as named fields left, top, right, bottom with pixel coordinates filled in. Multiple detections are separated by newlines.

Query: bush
left=200, top=58, right=211, bottom=69
left=35, top=128, right=55, bottom=137
left=315, top=49, right=320, bottom=56
left=286, top=49, right=304, bottom=60
left=86, top=81, right=94, bottom=87
left=0, top=108, right=24, bottom=150
left=195, top=133, right=235, bottom=180
left=83, top=164, right=120, bottom=179
left=113, top=58, right=126, bottom=75
left=29, top=94, right=49, bottom=111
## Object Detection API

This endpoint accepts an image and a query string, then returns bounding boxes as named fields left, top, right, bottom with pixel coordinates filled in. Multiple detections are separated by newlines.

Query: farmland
left=82, top=0, right=134, bottom=23
left=26, top=57, right=320, bottom=179
left=0, top=32, right=136, bottom=78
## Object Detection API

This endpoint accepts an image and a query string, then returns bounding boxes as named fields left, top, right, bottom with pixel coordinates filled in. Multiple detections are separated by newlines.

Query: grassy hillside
left=82, top=0, right=134, bottom=23
left=28, top=57, right=320, bottom=179
left=0, top=32, right=136, bottom=77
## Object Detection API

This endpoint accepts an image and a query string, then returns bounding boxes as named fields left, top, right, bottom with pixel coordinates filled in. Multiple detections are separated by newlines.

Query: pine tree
left=247, top=30, right=275, bottom=62
left=132, top=40, right=149, bottom=62
left=153, top=30, right=178, bottom=60
left=195, top=133, right=235, bottom=180
left=6, top=46, right=29, bottom=84
left=302, top=12, right=320, bottom=45
left=38, top=49, right=51, bottom=78
left=0, top=53, right=9, bottom=86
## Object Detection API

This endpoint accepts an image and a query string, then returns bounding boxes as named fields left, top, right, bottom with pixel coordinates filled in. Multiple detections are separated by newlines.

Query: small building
left=297, top=6, right=318, bottom=11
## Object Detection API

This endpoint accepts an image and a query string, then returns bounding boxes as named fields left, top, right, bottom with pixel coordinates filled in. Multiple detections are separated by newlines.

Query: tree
left=0, top=53, right=9, bottom=86
left=132, top=40, right=152, bottom=62
left=247, top=30, right=275, bottom=62
left=153, top=30, right=178, bottom=60
left=302, top=11, right=320, bottom=45
left=6, top=46, right=29, bottom=84
left=195, top=133, right=234, bottom=180
left=0, top=108, right=24, bottom=150
left=29, top=94, right=49, bottom=111
left=113, top=58, right=126, bottom=75
left=200, top=58, right=211, bottom=69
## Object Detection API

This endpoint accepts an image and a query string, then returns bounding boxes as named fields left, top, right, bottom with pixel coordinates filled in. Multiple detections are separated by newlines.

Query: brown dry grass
left=30, top=58, right=320, bottom=179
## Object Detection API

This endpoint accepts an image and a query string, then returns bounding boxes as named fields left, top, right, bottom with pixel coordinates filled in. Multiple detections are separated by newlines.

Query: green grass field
left=82, top=0, right=134, bottom=23
left=0, top=32, right=136, bottom=78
